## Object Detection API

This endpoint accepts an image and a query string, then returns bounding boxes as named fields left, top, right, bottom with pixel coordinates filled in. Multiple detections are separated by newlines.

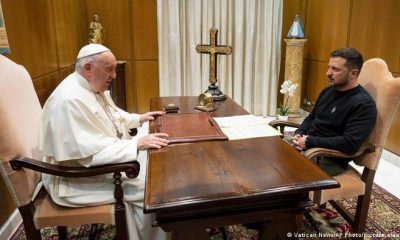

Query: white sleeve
left=105, top=91, right=141, bottom=129
left=124, top=113, right=141, bottom=129
left=115, top=107, right=141, bottom=129
left=82, top=138, right=138, bottom=167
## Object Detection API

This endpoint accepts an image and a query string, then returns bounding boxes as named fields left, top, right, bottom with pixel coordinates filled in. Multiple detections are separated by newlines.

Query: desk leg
left=259, top=213, right=299, bottom=240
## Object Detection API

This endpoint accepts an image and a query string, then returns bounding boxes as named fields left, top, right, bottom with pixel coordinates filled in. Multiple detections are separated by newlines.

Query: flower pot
left=278, top=115, right=289, bottom=121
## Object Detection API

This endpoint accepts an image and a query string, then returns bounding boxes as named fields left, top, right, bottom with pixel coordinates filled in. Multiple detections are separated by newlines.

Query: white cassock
left=39, top=71, right=168, bottom=240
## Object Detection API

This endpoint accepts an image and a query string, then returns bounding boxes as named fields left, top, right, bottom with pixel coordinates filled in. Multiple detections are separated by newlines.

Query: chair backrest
left=0, top=55, right=42, bottom=207
left=355, top=58, right=400, bottom=170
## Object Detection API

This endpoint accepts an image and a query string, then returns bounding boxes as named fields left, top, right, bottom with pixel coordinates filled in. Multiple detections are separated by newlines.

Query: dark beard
left=329, top=74, right=350, bottom=89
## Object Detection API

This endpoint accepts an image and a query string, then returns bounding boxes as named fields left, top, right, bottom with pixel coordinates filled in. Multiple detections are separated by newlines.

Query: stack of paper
left=213, top=115, right=281, bottom=140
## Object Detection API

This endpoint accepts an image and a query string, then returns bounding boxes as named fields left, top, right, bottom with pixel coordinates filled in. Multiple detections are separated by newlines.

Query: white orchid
left=280, top=80, right=298, bottom=96
left=279, top=80, right=298, bottom=116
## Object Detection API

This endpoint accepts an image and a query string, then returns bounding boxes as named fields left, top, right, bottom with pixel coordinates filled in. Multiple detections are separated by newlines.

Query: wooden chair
left=270, top=58, right=400, bottom=233
left=0, top=55, right=139, bottom=240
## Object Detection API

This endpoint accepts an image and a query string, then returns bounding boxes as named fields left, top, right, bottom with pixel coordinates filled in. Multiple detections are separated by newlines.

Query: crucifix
left=196, top=28, right=232, bottom=100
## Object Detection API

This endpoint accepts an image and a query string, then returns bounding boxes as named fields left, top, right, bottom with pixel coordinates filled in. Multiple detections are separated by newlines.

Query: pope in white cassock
left=39, top=43, right=170, bottom=240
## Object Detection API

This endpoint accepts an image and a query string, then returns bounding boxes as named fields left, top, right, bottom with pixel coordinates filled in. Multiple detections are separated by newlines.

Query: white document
left=213, top=115, right=281, bottom=140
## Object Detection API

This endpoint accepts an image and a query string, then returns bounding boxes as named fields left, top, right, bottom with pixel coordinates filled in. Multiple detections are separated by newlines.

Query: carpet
left=10, top=184, right=400, bottom=240
left=297, top=183, right=400, bottom=240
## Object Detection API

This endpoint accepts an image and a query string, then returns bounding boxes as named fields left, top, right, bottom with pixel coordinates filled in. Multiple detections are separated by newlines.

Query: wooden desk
left=144, top=97, right=339, bottom=239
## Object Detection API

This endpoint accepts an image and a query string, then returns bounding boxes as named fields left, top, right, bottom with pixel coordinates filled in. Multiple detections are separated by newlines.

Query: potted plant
left=278, top=80, right=298, bottom=120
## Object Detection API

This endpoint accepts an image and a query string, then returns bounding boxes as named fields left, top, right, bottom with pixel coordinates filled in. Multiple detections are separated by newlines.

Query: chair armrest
left=10, top=157, right=140, bottom=179
left=268, top=120, right=301, bottom=134
left=304, top=143, right=375, bottom=160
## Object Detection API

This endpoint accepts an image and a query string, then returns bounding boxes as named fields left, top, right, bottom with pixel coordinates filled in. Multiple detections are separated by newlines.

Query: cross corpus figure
left=196, top=28, right=232, bottom=100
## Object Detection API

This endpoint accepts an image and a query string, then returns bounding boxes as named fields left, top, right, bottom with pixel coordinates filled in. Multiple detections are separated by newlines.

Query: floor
left=362, top=150, right=400, bottom=199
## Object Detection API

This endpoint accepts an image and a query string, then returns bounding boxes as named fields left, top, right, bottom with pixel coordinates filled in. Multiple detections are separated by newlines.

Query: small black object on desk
left=164, top=103, right=179, bottom=113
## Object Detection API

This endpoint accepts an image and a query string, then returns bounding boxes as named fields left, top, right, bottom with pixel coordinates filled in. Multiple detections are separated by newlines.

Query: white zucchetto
left=77, top=44, right=110, bottom=59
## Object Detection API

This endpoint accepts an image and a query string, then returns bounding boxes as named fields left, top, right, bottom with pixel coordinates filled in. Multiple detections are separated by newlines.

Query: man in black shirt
left=292, top=48, right=377, bottom=176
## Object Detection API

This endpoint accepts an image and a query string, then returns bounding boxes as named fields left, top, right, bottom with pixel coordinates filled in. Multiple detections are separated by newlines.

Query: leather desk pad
left=154, top=112, right=227, bottom=143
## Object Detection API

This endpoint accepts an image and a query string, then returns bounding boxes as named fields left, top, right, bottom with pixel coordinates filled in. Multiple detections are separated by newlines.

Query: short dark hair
left=330, top=48, right=363, bottom=71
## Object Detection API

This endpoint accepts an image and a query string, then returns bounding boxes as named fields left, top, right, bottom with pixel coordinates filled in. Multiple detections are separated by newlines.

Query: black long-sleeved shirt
left=295, top=85, right=377, bottom=153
